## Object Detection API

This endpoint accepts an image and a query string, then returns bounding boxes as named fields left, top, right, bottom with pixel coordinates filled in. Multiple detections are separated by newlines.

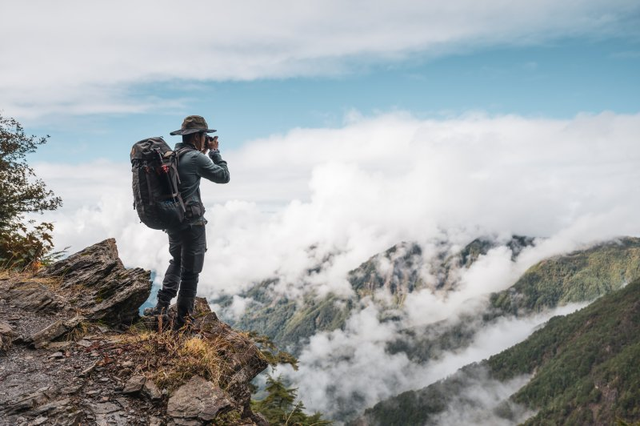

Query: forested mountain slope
left=221, top=237, right=640, bottom=359
left=352, top=275, right=640, bottom=425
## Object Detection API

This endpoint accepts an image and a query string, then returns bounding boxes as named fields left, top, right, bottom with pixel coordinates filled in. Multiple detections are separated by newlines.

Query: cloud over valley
left=34, top=110, right=640, bottom=420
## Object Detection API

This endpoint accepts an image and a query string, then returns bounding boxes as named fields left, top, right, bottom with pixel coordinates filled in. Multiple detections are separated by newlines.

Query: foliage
left=252, top=375, right=332, bottom=426
left=487, top=276, right=640, bottom=425
left=355, top=277, right=640, bottom=425
left=0, top=114, right=62, bottom=270
left=248, top=331, right=299, bottom=370
left=218, top=281, right=352, bottom=356
left=489, top=238, right=640, bottom=316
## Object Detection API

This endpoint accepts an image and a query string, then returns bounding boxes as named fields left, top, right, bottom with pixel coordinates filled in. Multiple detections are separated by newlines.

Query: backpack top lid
left=130, top=137, right=172, bottom=163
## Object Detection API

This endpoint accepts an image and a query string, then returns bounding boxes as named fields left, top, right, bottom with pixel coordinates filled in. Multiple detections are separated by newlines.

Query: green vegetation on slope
left=490, top=238, right=640, bottom=316
left=220, top=237, right=530, bottom=352
left=221, top=236, right=640, bottom=388
left=389, top=238, right=640, bottom=363
left=488, top=276, right=640, bottom=424
left=354, top=276, right=640, bottom=426
left=225, top=282, right=354, bottom=352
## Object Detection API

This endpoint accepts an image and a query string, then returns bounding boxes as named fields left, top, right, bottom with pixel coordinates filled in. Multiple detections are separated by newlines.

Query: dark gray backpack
left=130, top=137, right=189, bottom=230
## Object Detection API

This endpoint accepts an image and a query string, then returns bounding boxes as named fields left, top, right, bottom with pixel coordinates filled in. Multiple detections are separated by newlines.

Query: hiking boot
left=174, top=296, right=195, bottom=330
left=143, top=302, right=169, bottom=316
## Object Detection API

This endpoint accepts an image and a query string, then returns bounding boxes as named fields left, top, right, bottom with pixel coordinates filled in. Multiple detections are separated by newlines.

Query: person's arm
left=195, top=136, right=230, bottom=183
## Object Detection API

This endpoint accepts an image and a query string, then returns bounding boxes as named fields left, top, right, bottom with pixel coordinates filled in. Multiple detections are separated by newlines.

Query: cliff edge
left=0, top=239, right=269, bottom=426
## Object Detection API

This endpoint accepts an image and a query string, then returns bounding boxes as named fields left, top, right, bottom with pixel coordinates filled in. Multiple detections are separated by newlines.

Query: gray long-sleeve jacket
left=174, top=142, right=230, bottom=221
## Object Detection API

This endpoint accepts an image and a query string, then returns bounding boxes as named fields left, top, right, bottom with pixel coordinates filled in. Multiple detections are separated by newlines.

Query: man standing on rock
left=144, top=115, right=230, bottom=328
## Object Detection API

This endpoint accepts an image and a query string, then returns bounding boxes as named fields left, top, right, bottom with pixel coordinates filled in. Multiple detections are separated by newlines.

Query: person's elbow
left=218, top=172, right=230, bottom=184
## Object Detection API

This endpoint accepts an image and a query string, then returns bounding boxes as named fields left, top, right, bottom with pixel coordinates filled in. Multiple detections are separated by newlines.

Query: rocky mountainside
left=489, top=236, right=640, bottom=316
left=0, top=239, right=269, bottom=426
left=351, top=274, right=640, bottom=426
left=389, top=237, right=640, bottom=362
left=218, top=236, right=534, bottom=353
left=215, top=236, right=640, bottom=423
left=219, top=236, right=640, bottom=361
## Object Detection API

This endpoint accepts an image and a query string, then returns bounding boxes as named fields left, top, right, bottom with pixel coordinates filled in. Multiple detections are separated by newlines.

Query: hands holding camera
left=201, top=135, right=219, bottom=154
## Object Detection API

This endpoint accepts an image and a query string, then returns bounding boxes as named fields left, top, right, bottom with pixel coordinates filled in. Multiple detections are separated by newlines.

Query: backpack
left=130, top=137, right=188, bottom=230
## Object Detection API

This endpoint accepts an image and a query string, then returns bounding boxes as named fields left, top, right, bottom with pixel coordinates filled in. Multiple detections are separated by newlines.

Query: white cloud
left=31, top=110, right=640, bottom=420
left=2, top=0, right=639, bottom=117
left=282, top=299, right=584, bottom=419
left=35, top=111, right=640, bottom=295
left=431, top=371, right=536, bottom=426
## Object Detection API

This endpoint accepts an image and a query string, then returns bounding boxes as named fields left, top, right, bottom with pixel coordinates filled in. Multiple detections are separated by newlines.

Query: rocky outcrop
left=38, top=238, right=151, bottom=326
left=0, top=239, right=269, bottom=425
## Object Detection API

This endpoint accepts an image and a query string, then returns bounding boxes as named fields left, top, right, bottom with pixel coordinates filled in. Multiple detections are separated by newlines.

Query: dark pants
left=157, top=224, right=207, bottom=305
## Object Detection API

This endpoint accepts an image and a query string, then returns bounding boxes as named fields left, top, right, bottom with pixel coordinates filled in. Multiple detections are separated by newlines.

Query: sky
left=1, top=0, right=639, bottom=164
left=2, top=0, right=640, bottom=422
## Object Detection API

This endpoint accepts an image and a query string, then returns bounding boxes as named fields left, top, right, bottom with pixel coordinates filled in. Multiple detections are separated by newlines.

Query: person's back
left=144, top=115, right=230, bottom=328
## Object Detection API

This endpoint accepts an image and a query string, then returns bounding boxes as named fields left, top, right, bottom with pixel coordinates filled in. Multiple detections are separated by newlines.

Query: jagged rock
left=1, top=238, right=270, bottom=425
left=122, top=375, right=146, bottom=394
left=39, top=238, right=152, bottom=326
left=1, top=387, right=54, bottom=416
left=2, top=279, right=65, bottom=313
left=143, top=379, right=163, bottom=401
left=30, top=397, right=71, bottom=416
left=149, top=416, right=163, bottom=426
left=33, top=416, right=48, bottom=425
left=0, top=320, right=15, bottom=352
left=27, top=315, right=85, bottom=349
left=167, top=376, right=234, bottom=424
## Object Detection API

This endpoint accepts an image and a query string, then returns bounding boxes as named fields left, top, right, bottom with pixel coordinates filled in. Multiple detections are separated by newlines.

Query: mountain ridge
left=352, top=272, right=640, bottom=425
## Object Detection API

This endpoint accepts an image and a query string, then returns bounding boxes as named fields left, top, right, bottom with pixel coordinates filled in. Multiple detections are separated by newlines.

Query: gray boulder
left=167, top=375, right=233, bottom=424
left=39, top=238, right=151, bottom=326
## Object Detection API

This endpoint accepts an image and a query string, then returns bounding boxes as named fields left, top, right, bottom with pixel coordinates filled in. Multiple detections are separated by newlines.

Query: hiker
left=144, top=115, right=230, bottom=328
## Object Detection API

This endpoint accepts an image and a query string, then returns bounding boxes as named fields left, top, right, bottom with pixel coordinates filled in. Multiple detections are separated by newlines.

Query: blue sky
left=22, top=37, right=640, bottom=163
left=1, top=0, right=638, bottom=164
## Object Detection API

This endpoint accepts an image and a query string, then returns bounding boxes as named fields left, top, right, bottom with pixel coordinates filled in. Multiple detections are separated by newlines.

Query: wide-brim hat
left=170, top=115, right=217, bottom=135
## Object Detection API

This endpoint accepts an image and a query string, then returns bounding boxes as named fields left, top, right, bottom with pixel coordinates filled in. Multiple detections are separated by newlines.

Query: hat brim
left=169, top=128, right=217, bottom=136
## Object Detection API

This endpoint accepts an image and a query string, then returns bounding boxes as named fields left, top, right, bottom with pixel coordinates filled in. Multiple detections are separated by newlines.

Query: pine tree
left=252, top=375, right=332, bottom=425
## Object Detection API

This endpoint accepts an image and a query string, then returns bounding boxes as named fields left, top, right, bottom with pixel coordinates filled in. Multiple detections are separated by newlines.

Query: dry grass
left=65, top=319, right=90, bottom=342
left=122, top=328, right=235, bottom=392
left=0, top=267, right=64, bottom=290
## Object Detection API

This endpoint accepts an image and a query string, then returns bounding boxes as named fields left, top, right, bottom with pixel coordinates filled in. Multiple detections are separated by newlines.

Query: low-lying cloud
left=429, top=370, right=536, bottom=426
left=280, top=296, right=584, bottom=420
left=37, top=111, right=640, bottom=297
left=33, top=111, right=640, bottom=420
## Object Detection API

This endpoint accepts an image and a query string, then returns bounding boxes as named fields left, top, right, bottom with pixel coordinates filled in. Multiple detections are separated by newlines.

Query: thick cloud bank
left=38, top=111, right=640, bottom=295
left=35, top=111, right=640, bottom=420
left=3, top=0, right=639, bottom=117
